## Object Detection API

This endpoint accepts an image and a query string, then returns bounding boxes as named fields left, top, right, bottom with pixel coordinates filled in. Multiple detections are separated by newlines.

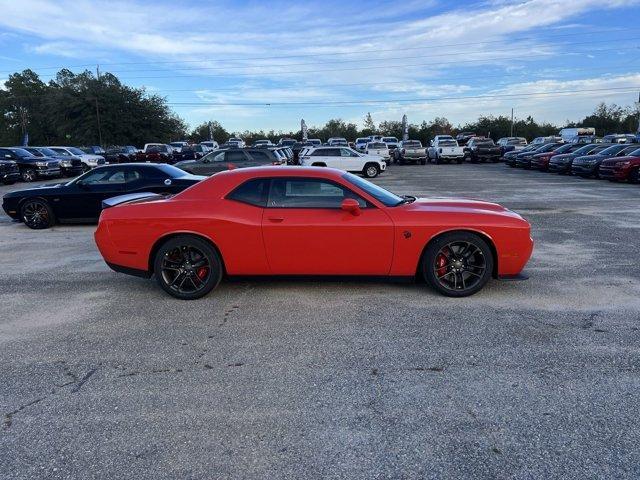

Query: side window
left=247, top=150, right=270, bottom=162
left=227, top=179, right=269, bottom=207
left=80, top=169, right=126, bottom=185
left=0, top=149, right=12, bottom=160
left=311, top=149, right=327, bottom=157
left=126, top=170, right=142, bottom=182
left=210, top=152, right=226, bottom=162
left=268, top=178, right=367, bottom=209
left=226, top=151, right=247, bottom=162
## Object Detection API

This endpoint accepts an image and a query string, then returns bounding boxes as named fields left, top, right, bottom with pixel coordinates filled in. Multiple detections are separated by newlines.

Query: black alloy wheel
left=20, top=199, right=55, bottom=229
left=21, top=168, right=37, bottom=182
left=154, top=235, right=222, bottom=300
left=423, top=232, right=493, bottom=297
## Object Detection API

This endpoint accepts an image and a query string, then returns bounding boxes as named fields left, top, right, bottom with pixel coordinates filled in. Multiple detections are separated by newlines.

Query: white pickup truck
left=427, top=136, right=465, bottom=164
left=299, top=146, right=386, bottom=178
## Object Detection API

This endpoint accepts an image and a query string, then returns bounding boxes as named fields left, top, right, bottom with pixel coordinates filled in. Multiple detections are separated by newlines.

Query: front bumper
left=514, top=158, right=532, bottom=168
left=548, top=162, right=571, bottom=173
left=1, top=172, right=20, bottom=183
left=571, top=163, right=598, bottom=176
left=598, top=165, right=625, bottom=180
left=37, top=167, right=61, bottom=177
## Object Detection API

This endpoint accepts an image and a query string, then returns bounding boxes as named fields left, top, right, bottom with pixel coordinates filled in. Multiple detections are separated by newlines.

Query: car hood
left=3, top=182, right=68, bottom=198
left=601, top=155, right=640, bottom=166
left=406, top=198, right=507, bottom=214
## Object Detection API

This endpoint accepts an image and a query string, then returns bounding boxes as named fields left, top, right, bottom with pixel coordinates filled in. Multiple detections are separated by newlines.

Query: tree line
left=1, top=69, right=638, bottom=147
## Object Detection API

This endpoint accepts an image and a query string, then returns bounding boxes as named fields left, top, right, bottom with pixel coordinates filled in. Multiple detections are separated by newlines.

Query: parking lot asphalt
left=1, top=164, right=640, bottom=479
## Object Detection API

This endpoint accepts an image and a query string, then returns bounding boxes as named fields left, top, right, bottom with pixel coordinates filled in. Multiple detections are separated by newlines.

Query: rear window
left=368, top=143, right=387, bottom=149
left=403, top=141, right=421, bottom=147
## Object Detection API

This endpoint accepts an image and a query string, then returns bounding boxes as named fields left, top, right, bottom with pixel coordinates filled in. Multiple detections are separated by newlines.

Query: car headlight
left=59, top=160, right=71, bottom=167
left=616, top=161, right=631, bottom=167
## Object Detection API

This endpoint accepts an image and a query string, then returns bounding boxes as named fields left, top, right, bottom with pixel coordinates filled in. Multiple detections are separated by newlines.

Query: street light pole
left=510, top=108, right=514, bottom=137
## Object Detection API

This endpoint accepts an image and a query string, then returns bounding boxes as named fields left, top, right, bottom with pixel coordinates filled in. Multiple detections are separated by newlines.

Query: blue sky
left=0, top=0, right=639, bottom=133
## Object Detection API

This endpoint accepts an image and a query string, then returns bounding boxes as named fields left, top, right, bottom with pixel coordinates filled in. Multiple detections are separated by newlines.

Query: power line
left=1, top=26, right=633, bottom=73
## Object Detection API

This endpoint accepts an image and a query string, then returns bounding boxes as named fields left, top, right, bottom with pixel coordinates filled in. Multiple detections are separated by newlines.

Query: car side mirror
left=341, top=198, right=361, bottom=216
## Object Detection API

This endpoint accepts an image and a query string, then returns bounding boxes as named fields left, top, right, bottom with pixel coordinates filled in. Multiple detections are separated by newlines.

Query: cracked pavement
left=1, top=164, right=640, bottom=479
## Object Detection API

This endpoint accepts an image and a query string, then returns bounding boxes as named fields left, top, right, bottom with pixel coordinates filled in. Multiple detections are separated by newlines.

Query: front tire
left=363, top=163, right=380, bottom=178
left=629, top=168, right=639, bottom=184
left=422, top=232, right=493, bottom=297
left=20, top=199, right=55, bottom=229
left=21, top=169, right=37, bottom=182
left=153, top=235, right=222, bottom=300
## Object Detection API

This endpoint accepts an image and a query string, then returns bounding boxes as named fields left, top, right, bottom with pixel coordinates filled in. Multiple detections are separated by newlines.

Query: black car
left=104, top=146, right=138, bottom=164
left=2, top=163, right=205, bottom=229
left=570, top=144, right=639, bottom=178
left=173, top=145, right=209, bottom=162
left=464, top=138, right=501, bottom=163
left=503, top=144, right=539, bottom=165
left=0, top=147, right=60, bottom=182
left=0, top=159, right=20, bottom=184
left=527, top=143, right=585, bottom=170
left=22, top=146, right=84, bottom=177
left=174, top=148, right=284, bottom=176
left=545, top=144, right=610, bottom=173
left=511, top=143, right=562, bottom=168
left=456, top=132, right=476, bottom=146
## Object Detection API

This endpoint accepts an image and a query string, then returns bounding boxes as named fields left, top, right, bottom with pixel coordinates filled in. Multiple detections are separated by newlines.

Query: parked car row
left=0, top=146, right=104, bottom=184
left=505, top=140, right=640, bottom=184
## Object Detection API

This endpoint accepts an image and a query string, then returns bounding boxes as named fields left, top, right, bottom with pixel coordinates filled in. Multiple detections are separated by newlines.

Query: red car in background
left=598, top=147, right=640, bottom=182
left=95, top=167, right=533, bottom=299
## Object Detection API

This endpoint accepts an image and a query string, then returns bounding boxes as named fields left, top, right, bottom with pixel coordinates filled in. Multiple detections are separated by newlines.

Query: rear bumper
left=106, top=261, right=151, bottom=278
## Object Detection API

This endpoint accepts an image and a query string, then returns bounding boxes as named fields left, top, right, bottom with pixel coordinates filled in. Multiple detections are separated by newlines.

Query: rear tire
left=153, top=235, right=222, bottom=300
left=20, top=199, right=55, bottom=229
left=422, top=232, right=493, bottom=297
left=420, top=159, right=427, bottom=165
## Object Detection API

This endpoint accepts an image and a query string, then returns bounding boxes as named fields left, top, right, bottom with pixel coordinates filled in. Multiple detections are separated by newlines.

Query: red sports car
left=94, top=167, right=533, bottom=299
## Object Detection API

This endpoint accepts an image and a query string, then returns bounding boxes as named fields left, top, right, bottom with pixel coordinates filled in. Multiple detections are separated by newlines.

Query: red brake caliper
left=436, top=250, right=448, bottom=277
left=196, top=267, right=209, bottom=280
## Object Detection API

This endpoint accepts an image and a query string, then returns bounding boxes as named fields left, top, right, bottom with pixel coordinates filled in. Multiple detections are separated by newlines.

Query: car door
left=57, top=168, right=127, bottom=219
left=261, top=177, right=394, bottom=275
left=340, top=148, right=362, bottom=171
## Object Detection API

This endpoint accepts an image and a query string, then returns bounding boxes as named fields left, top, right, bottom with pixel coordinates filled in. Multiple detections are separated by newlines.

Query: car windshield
left=600, top=145, right=628, bottom=155
left=383, top=137, right=397, bottom=142
left=573, top=144, right=598, bottom=155
left=11, top=148, right=34, bottom=157
left=343, top=173, right=403, bottom=207
left=66, top=147, right=85, bottom=155
left=628, top=148, right=640, bottom=156
left=474, top=139, right=495, bottom=146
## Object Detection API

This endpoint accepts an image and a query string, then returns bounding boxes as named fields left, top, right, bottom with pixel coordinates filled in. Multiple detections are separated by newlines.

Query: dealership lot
left=1, top=164, right=640, bottom=479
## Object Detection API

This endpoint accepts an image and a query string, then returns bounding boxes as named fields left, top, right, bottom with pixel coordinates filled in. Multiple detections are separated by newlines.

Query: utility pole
left=95, top=64, right=103, bottom=146
left=636, top=92, right=640, bottom=135
left=510, top=108, right=514, bottom=137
